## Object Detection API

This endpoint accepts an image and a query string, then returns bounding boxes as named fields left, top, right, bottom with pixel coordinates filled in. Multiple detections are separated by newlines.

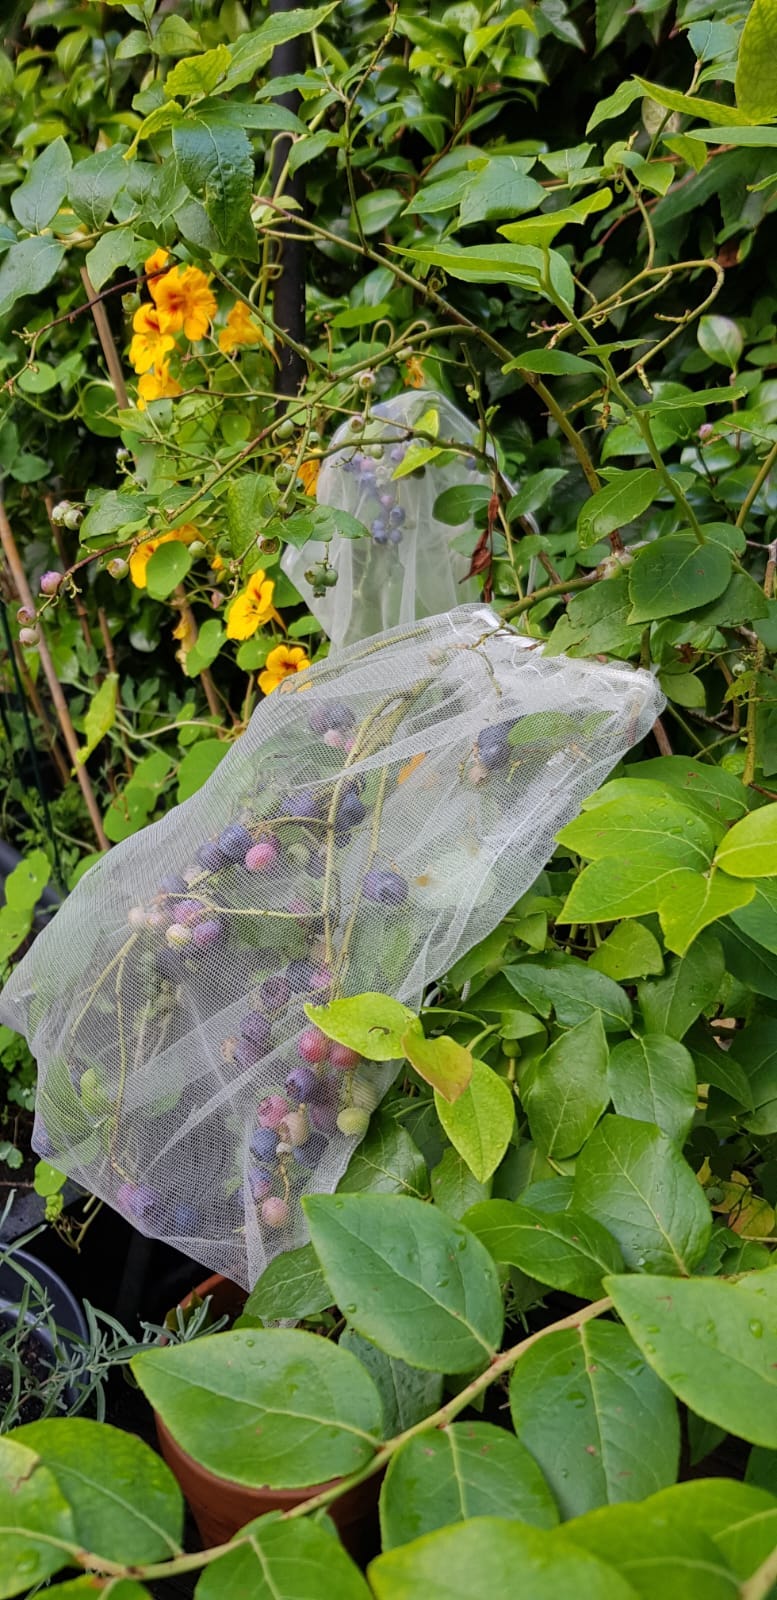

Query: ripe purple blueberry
left=192, top=917, right=225, bottom=949
left=285, top=1065, right=320, bottom=1101
left=309, top=702, right=355, bottom=736
left=251, top=1127, right=279, bottom=1162
left=159, top=873, right=187, bottom=896
left=240, top=1011, right=272, bottom=1052
left=286, top=959, right=331, bottom=994
left=257, top=1094, right=289, bottom=1129
left=172, top=1203, right=200, bottom=1233
left=175, top=898, right=205, bottom=924
left=219, top=823, right=253, bottom=861
left=362, top=867, right=408, bottom=906
left=337, top=790, right=366, bottom=828
left=476, top=722, right=513, bottom=770
left=250, top=1170, right=273, bottom=1202
left=293, top=1132, right=328, bottom=1167
left=197, top=840, right=228, bottom=872
left=284, top=790, right=323, bottom=820
left=258, top=973, right=291, bottom=1013
left=371, top=518, right=388, bottom=544
left=309, top=1100, right=339, bottom=1135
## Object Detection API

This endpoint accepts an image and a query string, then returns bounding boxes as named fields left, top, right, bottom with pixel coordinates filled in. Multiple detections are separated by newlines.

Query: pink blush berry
left=245, top=839, right=280, bottom=871
left=257, top=1094, right=289, bottom=1129
left=323, top=729, right=346, bottom=749
left=331, top=1043, right=361, bottom=1071
left=299, top=1027, right=331, bottom=1065
left=261, top=1196, right=289, bottom=1228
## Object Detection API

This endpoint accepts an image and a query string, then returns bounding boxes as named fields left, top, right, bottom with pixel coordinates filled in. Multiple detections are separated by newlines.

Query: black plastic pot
left=0, top=1247, right=89, bottom=1412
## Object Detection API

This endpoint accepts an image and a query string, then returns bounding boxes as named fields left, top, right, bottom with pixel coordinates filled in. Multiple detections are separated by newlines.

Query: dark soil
left=0, top=1314, right=56, bottom=1425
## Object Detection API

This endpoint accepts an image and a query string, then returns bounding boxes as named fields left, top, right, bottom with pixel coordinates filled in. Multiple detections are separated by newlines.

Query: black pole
left=269, top=0, right=307, bottom=406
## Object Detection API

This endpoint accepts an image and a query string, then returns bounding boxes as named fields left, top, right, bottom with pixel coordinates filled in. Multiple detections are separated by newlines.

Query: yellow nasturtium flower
left=226, top=569, right=279, bottom=640
left=137, top=359, right=183, bottom=409
left=129, top=304, right=174, bottom=374
left=145, top=245, right=170, bottom=281
left=219, top=300, right=270, bottom=355
left=152, top=265, right=217, bottom=340
left=259, top=643, right=310, bottom=695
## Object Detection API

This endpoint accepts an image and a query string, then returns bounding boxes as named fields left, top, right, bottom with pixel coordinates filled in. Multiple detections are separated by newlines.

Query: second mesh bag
left=283, top=390, right=497, bottom=649
left=0, top=605, right=663, bottom=1288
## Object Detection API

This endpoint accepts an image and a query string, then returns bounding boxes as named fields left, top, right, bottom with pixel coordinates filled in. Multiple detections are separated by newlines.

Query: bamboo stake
left=0, top=498, right=110, bottom=849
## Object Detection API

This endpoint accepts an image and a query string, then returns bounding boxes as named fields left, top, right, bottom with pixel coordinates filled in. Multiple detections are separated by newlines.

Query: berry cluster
left=341, top=442, right=410, bottom=547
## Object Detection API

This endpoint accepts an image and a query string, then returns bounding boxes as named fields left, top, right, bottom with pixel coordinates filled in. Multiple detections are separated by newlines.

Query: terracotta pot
left=153, top=1273, right=381, bottom=1563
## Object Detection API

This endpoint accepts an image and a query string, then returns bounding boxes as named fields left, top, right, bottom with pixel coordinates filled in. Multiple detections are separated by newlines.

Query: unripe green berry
left=274, top=417, right=296, bottom=441
left=107, top=558, right=129, bottom=579
left=337, top=1106, right=370, bottom=1137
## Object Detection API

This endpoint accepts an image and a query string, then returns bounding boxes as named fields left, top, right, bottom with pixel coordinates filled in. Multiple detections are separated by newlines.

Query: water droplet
left=749, top=1319, right=764, bottom=1338
left=644, top=1343, right=655, bottom=1355
left=244, top=1337, right=255, bottom=1348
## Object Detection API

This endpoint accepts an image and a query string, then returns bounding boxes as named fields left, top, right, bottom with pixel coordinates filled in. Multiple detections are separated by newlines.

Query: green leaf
left=522, top=1013, right=609, bottom=1159
left=176, top=737, right=227, bottom=801
left=339, top=1331, right=443, bottom=1434
left=68, top=147, right=127, bottom=230
left=76, top=673, right=118, bottom=765
left=47, top=1583, right=151, bottom=1600
left=402, top=243, right=575, bottom=307
left=459, top=159, right=545, bottom=226
left=505, top=958, right=632, bottom=1032
left=629, top=756, right=748, bottom=822
left=509, top=1320, right=679, bottom=1517
left=305, top=994, right=421, bottom=1062
left=687, top=125, right=777, bottom=145
left=736, top=0, right=777, bottom=121
left=183, top=619, right=225, bottom=677
left=635, top=77, right=745, bottom=126
left=698, top=315, right=744, bottom=370
left=588, top=921, right=664, bottom=981
left=241, top=1243, right=331, bottom=1325
left=557, top=789, right=716, bottom=868
left=433, top=485, right=491, bottom=524
left=434, top=1059, right=514, bottom=1179
left=172, top=111, right=253, bottom=249
left=608, top=1036, right=696, bottom=1145
left=637, top=932, right=724, bottom=1039
left=586, top=79, right=643, bottom=132
left=557, top=1502, right=738, bottom=1600
left=11, top=137, right=71, bottom=232
left=431, top=1148, right=490, bottom=1218
left=0, top=1436, right=75, bottom=1597
left=730, top=1019, right=777, bottom=1134
left=355, top=189, right=404, bottom=235
left=380, top=1423, right=558, bottom=1551
left=573, top=1115, right=712, bottom=1273
left=715, top=803, right=777, bottom=878
left=646, top=1479, right=777, bottom=1583
left=369, top=1517, right=637, bottom=1600
left=222, top=6, right=338, bottom=90
left=13, top=1419, right=182, bottom=1564
left=131, top=1329, right=382, bottom=1488
left=657, top=870, right=755, bottom=956
left=731, top=879, right=777, bottom=954
left=79, top=490, right=149, bottom=543
left=195, top=1512, right=372, bottom=1600
left=3, top=849, right=50, bottom=912
left=577, top=470, right=661, bottom=550
left=302, top=1193, right=504, bottom=1373
left=503, top=348, right=599, bottom=376
left=404, top=1032, right=473, bottom=1104
left=628, top=536, right=732, bottom=623
left=165, top=43, right=231, bottom=98
left=463, top=1200, right=625, bottom=1298
left=607, top=1270, right=777, bottom=1447
left=498, top=188, right=612, bottom=247
left=338, top=1115, right=430, bottom=1199
left=85, top=226, right=141, bottom=291
left=0, top=236, right=65, bottom=315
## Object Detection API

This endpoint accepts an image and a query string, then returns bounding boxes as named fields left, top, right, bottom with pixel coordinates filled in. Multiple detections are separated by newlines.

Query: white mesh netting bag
left=283, top=390, right=503, bottom=650
left=0, top=605, right=663, bottom=1288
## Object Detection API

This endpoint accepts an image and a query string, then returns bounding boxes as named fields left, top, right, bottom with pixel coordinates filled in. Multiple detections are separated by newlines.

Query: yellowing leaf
left=402, top=1030, right=473, bottom=1103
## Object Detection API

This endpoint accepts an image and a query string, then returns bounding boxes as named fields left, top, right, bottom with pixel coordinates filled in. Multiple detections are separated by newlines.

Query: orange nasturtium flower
left=219, top=300, right=270, bottom=355
left=145, top=246, right=170, bottom=282
left=152, top=265, right=217, bottom=340
left=297, top=457, right=320, bottom=497
left=226, top=569, right=279, bottom=641
left=129, top=526, right=199, bottom=589
left=129, top=304, right=175, bottom=374
left=137, top=359, right=183, bottom=410
left=259, top=643, right=310, bottom=695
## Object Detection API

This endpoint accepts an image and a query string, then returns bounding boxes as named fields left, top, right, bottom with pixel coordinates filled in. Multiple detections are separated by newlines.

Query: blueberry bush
left=2, top=0, right=777, bottom=1589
